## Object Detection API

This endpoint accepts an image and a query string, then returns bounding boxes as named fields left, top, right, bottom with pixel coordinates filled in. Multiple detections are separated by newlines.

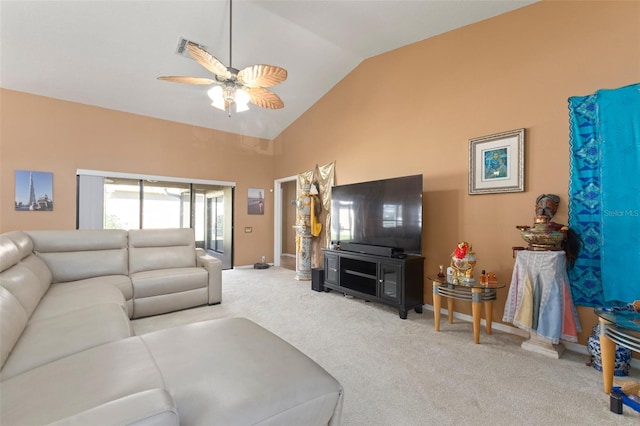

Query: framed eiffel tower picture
left=15, top=170, right=53, bottom=211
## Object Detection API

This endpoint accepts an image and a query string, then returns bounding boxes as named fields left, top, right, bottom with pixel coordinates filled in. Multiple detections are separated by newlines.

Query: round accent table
left=595, top=308, right=640, bottom=394
left=429, top=275, right=505, bottom=344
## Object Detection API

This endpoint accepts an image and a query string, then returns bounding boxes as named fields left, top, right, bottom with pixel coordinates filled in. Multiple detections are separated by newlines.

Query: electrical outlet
left=244, top=227, right=252, bottom=233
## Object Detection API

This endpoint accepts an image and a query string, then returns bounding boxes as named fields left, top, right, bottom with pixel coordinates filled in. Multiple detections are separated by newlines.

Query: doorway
left=195, top=184, right=234, bottom=270
left=273, top=175, right=297, bottom=269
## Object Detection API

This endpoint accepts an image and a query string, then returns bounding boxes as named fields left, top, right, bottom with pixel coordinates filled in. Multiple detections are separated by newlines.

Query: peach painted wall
left=272, top=1, right=640, bottom=343
left=0, top=90, right=275, bottom=266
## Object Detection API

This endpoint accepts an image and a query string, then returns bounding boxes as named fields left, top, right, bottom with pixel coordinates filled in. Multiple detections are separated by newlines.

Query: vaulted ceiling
left=1, top=1, right=537, bottom=140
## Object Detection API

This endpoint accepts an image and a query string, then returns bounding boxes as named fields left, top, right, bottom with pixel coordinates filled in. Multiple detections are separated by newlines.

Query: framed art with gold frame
left=469, top=128, right=524, bottom=195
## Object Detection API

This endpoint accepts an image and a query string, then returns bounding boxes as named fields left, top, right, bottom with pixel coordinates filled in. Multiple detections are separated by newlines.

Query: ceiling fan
left=158, top=0, right=287, bottom=114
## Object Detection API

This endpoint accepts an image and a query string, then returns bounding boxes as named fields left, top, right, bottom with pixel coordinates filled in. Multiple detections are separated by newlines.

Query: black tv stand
left=322, top=249, right=424, bottom=319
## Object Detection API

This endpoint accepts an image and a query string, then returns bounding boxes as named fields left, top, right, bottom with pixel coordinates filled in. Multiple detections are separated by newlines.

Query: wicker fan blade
left=244, top=87, right=284, bottom=109
left=157, top=76, right=216, bottom=85
left=186, top=42, right=231, bottom=80
left=237, top=65, right=287, bottom=88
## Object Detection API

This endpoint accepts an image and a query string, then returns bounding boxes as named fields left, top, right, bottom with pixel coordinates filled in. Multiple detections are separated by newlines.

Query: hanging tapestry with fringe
left=298, top=161, right=335, bottom=269
left=568, top=83, right=640, bottom=307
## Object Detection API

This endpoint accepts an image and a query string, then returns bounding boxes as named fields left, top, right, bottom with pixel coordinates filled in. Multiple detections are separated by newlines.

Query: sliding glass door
left=104, top=178, right=141, bottom=230
left=141, top=180, right=191, bottom=229
left=79, top=172, right=234, bottom=269
left=194, top=184, right=233, bottom=268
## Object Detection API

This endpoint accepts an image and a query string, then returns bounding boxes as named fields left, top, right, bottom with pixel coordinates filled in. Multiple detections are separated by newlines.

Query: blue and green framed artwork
left=469, top=128, right=525, bottom=195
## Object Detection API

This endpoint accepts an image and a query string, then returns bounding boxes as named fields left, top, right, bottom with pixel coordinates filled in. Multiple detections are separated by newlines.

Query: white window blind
left=77, top=174, right=105, bottom=229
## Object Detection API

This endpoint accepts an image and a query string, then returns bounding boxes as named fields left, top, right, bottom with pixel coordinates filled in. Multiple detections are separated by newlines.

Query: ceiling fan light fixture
left=210, top=100, right=226, bottom=111
left=208, top=84, right=250, bottom=113
left=207, top=85, right=222, bottom=101
left=235, top=88, right=250, bottom=111
left=208, top=86, right=226, bottom=110
left=235, top=102, right=250, bottom=113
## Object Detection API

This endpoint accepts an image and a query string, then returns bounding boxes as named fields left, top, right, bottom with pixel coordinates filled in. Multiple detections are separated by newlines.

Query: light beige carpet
left=133, top=267, right=640, bottom=425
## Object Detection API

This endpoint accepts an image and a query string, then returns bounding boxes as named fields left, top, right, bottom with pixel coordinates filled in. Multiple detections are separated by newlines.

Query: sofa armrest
left=46, top=389, right=178, bottom=426
left=196, top=249, right=222, bottom=304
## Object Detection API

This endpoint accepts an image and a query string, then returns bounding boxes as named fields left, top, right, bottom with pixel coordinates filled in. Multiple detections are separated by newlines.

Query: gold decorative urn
left=517, top=215, right=566, bottom=250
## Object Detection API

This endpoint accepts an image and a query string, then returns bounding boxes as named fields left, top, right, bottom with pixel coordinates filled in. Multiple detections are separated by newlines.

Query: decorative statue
left=516, top=194, right=566, bottom=250
left=294, top=181, right=313, bottom=280
left=449, top=241, right=476, bottom=284
left=535, top=193, right=560, bottom=222
left=294, top=180, right=323, bottom=280
left=516, top=194, right=581, bottom=266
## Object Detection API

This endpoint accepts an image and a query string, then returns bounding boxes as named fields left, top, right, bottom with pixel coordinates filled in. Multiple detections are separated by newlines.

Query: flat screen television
left=330, top=174, right=423, bottom=254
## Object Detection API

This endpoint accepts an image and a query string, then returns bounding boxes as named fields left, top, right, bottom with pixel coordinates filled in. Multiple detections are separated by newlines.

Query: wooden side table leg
left=484, top=300, right=494, bottom=335
left=471, top=288, right=482, bottom=344
left=447, top=297, right=454, bottom=324
left=599, top=319, right=615, bottom=394
left=432, top=282, right=442, bottom=332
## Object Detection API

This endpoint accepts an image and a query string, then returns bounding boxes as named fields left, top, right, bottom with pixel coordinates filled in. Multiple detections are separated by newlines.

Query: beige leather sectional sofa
left=24, top=228, right=223, bottom=319
left=0, top=229, right=343, bottom=425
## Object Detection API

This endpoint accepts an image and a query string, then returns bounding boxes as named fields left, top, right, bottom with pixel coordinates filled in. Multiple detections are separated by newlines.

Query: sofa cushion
left=47, top=389, right=179, bottom=426
left=0, top=234, right=20, bottom=272
left=30, top=279, right=128, bottom=322
left=0, top=286, right=29, bottom=369
left=1, top=303, right=133, bottom=380
left=139, top=318, right=344, bottom=426
left=3, top=231, right=34, bottom=267
left=131, top=268, right=207, bottom=298
left=0, top=255, right=52, bottom=319
left=78, top=274, right=134, bottom=302
left=130, top=267, right=209, bottom=318
left=0, top=232, right=52, bottom=370
left=128, top=228, right=196, bottom=274
left=0, top=337, right=165, bottom=425
left=133, top=288, right=208, bottom=319
left=27, top=230, right=128, bottom=283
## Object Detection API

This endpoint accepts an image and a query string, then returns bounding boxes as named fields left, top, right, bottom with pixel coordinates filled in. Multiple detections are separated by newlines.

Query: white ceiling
left=1, top=0, right=537, bottom=140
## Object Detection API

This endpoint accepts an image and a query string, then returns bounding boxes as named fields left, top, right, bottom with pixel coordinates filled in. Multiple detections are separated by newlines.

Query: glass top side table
left=429, top=275, right=506, bottom=344
left=595, top=308, right=640, bottom=394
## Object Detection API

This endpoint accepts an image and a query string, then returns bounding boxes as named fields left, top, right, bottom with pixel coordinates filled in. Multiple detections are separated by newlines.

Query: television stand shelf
left=322, top=249, right=424, bottom=319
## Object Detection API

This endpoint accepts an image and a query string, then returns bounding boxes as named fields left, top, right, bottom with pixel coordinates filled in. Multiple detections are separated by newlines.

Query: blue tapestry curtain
left=568, top=83, right=640, bottom=307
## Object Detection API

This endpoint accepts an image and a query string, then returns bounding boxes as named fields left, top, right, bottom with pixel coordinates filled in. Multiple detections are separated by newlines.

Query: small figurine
left=449, top=241, right=476, bottom=283
left=437, top=264, right=445, bottom=278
